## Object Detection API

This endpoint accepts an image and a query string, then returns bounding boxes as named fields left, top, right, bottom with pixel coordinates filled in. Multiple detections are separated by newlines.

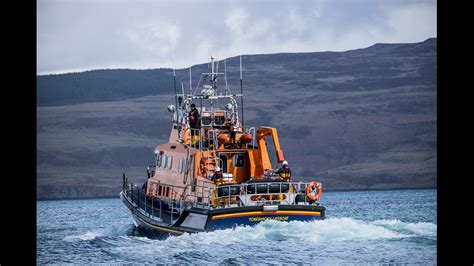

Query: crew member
left=188, top=103, right=200, bottom=137
left=275, top=161, right=292, bottom=181
left=211, top=166, right=223, bottom=182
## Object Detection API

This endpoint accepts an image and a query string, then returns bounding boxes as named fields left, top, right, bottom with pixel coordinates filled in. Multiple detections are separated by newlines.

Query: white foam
left=62, top=224, right=132, bottom=242
left=92, top=218, right=436, bottom=263
left=63, top=217, right=436, bottom=246
left=372, top=219, right=437, bottom=236
left=63, top=231, right=103, bottom=242
left=158, top=217, right=410, bottom=246
left=273, top=218, right=408, bottom=242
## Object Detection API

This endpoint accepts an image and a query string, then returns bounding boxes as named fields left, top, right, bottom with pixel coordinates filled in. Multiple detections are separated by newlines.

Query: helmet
left=215, top=166, right=221, bottom=171
left=282, top=161, right=288, bottom=166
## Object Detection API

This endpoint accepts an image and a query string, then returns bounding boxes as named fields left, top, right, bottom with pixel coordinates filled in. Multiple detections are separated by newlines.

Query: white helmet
left=282, top=161, right=288, bottom=166
left=215, top=166, right=221, bottom=171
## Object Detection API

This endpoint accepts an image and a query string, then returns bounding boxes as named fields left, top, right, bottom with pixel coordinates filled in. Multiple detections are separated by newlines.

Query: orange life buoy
left=306, top=181, right=322, bottom=201
left=250, top=195, right=262, bottom=201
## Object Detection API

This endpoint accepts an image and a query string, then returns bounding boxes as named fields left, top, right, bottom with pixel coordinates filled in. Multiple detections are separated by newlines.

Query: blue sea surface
left=37, top=189, right=437, bottom=264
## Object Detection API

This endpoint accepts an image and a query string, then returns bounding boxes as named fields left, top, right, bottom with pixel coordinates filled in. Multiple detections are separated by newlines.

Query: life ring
left=306, top=181, right=322, bottom=201
left=250, top=195, right=262, bottom=201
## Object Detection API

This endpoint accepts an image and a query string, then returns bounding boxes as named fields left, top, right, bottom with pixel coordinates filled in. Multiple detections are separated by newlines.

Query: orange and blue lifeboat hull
left=206, top=205, right=325, bottom=230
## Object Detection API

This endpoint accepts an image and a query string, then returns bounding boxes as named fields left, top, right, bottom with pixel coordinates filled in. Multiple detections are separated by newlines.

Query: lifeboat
left=120, top=55, right=326, bottom=236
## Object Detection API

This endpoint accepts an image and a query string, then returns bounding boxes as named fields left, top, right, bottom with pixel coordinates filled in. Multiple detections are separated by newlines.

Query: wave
left=371, top=219, right=437, bottom=237
left=60, top=217, right=436, bottom=264
left=163, top=217, right=436, bottom=246
left=63, top=223, right=133, bottom=242
left=62, top=217, right=436, bottom=245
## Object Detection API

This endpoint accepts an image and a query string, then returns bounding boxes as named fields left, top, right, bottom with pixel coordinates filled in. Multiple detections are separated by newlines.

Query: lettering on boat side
left=248, top=216, right=289, bottom=222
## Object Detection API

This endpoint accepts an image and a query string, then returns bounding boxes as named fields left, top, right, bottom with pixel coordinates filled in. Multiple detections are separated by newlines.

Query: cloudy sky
left=37, top=0, right=436, bottom=75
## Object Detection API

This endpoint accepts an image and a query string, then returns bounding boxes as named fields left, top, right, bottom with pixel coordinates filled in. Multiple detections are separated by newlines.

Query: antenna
left=172, top=46, right=178, bottom=119
left=239, top=36, right=244, bottom=127
left=211, top=54, right=214, bottom=78
left=188, top=40, right=192, bottom=93
left=224, top=39, right=230, bottom=95
left=224, top=56, right=229, bottom=95
left=207, top=49, right=210, bottom=72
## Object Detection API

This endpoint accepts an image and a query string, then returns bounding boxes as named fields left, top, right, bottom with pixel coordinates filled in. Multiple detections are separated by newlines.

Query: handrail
left=121, top=178, right=213, bottom=224
left=123, top=174, right=322, bottom=212
left=243, top=126, right=256, bottom=148
left=185, top=125, right=259, bottom=151
left=212, top=181, right=322, bottom=208
left=144, top=179, right=214, bottom=206
left=205, top=156, right=223, bottom=178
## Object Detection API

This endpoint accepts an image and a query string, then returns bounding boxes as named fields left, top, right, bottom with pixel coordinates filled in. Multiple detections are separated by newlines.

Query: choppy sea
left=37, top=189, right=436, bottom=264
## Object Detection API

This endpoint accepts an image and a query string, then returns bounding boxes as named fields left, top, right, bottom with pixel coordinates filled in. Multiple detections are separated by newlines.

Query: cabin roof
left=154, top=143, right=198, bottom=155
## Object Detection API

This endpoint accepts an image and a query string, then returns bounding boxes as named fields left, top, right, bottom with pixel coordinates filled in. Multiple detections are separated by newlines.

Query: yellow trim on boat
left=138, top=217, right=184, bottom=235
left=212, top=210, right=321, bottom=220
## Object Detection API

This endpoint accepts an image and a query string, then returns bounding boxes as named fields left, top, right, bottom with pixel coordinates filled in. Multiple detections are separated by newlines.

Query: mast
left=172, top=47, right=178, bottom=119
left=224, top=56, right=229, bottom=95
left=224, top=39, right=230, bottom=95
left=210, top=55, right=215, bottom=111
left=239, top=37, right=244, bottom=127
left=188, top=40, right=192, bottom=93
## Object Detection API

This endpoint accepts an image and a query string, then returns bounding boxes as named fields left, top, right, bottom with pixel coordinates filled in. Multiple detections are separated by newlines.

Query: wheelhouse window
left=233, top=154, right=245, bottom=168
left=214, top=112, right=225, bottom=126
left=156, top=154, right=162, bottom=167
left=178, top=158, right=188, bottom=174
left=184, top=158, right=189, bottom=173
left=201, top=112, right=212, bottom=126
left=161, top=155, right=168, bottom=168
left=178, top=158, right=183, bottom=173
left=167, top=156, right=173, bottom=169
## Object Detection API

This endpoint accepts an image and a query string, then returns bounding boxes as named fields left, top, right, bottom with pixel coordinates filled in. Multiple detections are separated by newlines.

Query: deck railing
left=183, top=126, right=257, bottom=151
left=123, top=174, right=321, bottom=213
left=212, top=181, right=322, bottom=207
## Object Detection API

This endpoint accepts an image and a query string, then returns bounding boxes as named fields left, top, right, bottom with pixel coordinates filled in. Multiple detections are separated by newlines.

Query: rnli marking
left=249, top=216, right=289, bottom=222
left=212, top=211, right=320, bottom=220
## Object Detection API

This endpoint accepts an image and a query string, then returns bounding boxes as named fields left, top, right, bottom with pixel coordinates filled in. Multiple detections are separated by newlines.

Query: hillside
left=37, top=69, right=174, bottom=106
left=37, top=38, right=437, bottom=199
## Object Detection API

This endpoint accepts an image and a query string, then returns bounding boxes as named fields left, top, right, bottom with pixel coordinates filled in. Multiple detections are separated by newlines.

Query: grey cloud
left=37, top=0, right=436, bottom=74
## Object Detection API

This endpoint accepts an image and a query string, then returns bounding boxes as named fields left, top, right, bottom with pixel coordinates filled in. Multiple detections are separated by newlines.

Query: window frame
left=233, top=154, right=245, bottom=168
left=167, top=155, right=173, bottom=169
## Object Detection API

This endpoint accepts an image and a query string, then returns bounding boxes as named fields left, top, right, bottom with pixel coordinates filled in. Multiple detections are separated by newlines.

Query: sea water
left=37, top=189, right=436, bottom=264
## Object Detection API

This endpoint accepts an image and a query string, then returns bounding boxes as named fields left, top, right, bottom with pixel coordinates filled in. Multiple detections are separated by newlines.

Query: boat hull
left=121, top=191, right=325, bottom=236
left=207, top=207, right=323, bottom=230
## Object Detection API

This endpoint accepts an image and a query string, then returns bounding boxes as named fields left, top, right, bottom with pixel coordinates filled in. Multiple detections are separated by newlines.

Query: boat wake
left=62, top=223, right=135, bottom=242
left=167, top=217, right=436, bottom=244
left=63, top=217, right=436, bottom=244
left=60, top=217, right=436, bottom=263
